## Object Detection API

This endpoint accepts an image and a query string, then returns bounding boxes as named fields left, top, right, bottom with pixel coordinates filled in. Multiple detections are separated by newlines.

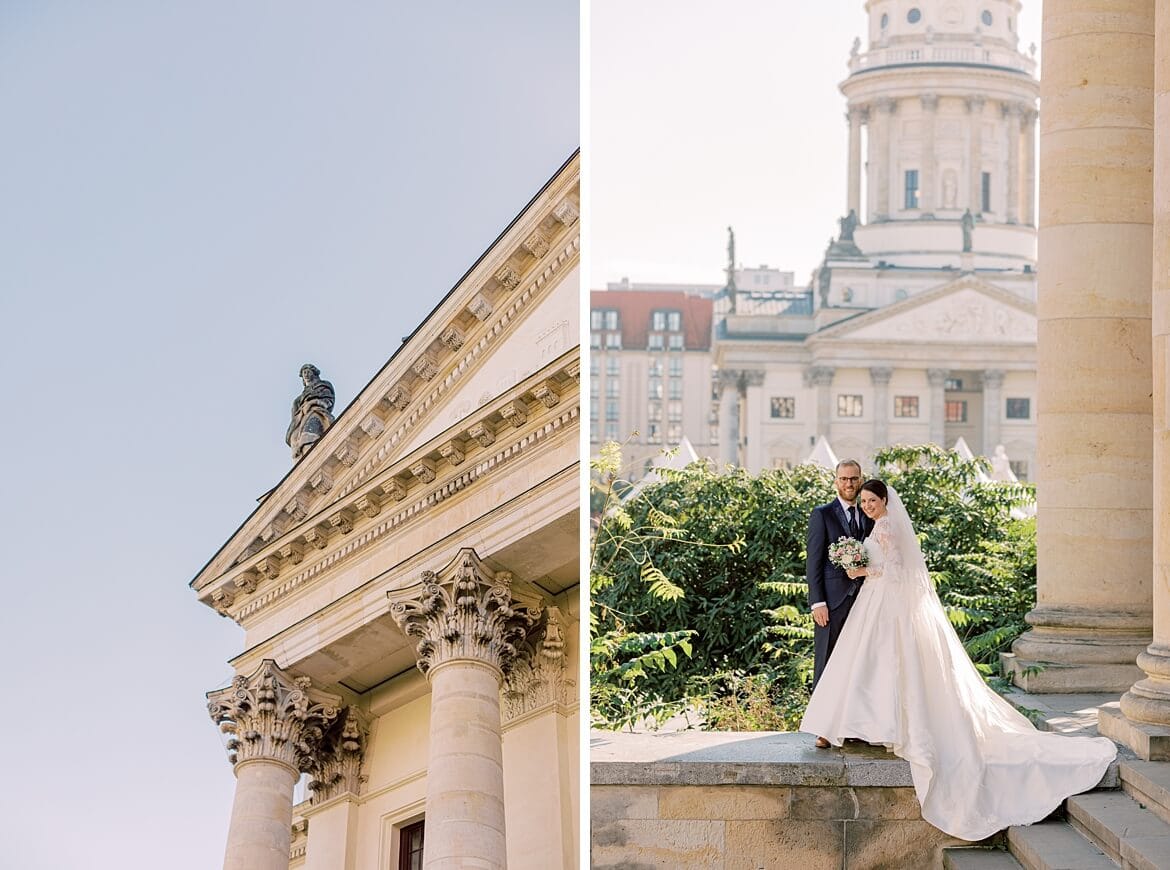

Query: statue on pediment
left=286, top=363, right=336, bottom=460
left=839, top=209, right=858, bottom=242
left=961, top=209, right=975, bottom=252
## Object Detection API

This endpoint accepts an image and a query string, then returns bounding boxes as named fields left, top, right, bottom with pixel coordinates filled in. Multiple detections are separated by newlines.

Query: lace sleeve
left=869, top=517, right=905, bottom=581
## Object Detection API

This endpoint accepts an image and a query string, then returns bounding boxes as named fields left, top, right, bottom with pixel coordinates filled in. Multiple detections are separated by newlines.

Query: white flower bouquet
left=828, top=536, right=868, bottom=571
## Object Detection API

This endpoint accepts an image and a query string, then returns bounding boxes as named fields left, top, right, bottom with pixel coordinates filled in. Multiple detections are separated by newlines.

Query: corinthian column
left=207, top=660, right=342, bottom=870
left=1007, top=0, right=1153, bottom=697
left=807, top=365, right=835, bottom=440
left=1023, top=108, right=1038, bottom=226
left=743, top=370, right=765, bottom=472
left=389, top=549, right=542, bottom=870
left=967, top=97, right=985, bottom=214
left=1003, top=102, right=1023, bottom=223
left=717, top=370, right=740, bottom=466
left=1113, top=0, right=1170, bottom=751
left=870, top=99, right=896, bottom=221
left=920, top=95, right=939, bottom=215
left=846, top=105, right=867, bottom=217
left=927, top=368, right=948, bottom=446
left=982, top=369, right=1005, bottom=455
left=870, top=367, right=893, bottom=451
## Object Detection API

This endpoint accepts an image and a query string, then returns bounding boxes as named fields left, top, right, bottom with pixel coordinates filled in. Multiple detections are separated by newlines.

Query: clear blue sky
left=0, top=3, right=577, bottom=868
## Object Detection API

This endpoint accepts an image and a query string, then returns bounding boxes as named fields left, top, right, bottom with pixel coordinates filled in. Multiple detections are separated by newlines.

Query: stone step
left=943, top=847, right=1024, bottom=869
left=1065, top=790, right=1170, bottom=869
left=1119, top=759, right=1170, bottom=827
left=1006, top=820, right=1116, bottom=870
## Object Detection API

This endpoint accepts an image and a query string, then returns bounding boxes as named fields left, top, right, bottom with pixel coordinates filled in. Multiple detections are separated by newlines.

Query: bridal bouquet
left=828, top=536, right=868, bottom=570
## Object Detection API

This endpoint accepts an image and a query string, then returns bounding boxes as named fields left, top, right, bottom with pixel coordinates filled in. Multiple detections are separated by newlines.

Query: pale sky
left=589, top=0, right=1042, bottom=287
left=0, top=3, right=577, bottom=868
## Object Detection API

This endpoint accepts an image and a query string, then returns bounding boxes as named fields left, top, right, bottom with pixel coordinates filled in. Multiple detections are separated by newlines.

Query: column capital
left=207, top=659, right=342, bottom=773
left=307, top=707, right=369, bottom=805
left=743, top=370, right=765, bottom=387
left=874, top=97, right=897, bottom=114
left=981, top=369, right=1006, bottom=389
left=716, top=368, right=743, bottom=390
left=1001, top=101, right=1026, bottom=120
left=805, top=365, right=836, bottom=387
left=920, top=93, right=939, bottom=112
left=926, top=368, right=950, bottom=387
left=869, top=366, right=894, bottom=386
left=847, top=104, right=869, bottom=124
left=388, top=548, right=542, bottom=679
left=502, top=605, right=575, bottom=723
left=965, top=96, right=985, bottom=114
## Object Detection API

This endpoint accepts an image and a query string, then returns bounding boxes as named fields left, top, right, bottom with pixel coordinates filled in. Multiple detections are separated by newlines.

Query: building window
left=399, top=821, right=425, bottom=870
left=945, top=400, right=968, bottom=423
left=605, top=333, right=621, bottom=350
left=710, top=424, right=720, bottom=445
left=651, top=309, right=683, bottom=332
left=647, top=422, right=662, bottom=443
left=589, top=401, right=599, bottom=422
left=667, top=423, right=683, bottom=443
left=648, top=378, right=663, bottom=399
left=589, top=357, right=601, bottom=377
left=904, top=169, right=920, bottom=209
left=907, top=7, right=922, bottom=23
left=981, top=172, right=991, bottom=213
left=590, top=332, right=601, bottom=349
left=893, top=395, right=919, bottom=417
left=648, top=333, right=664, bottom=351
left=648, top=358, right=663, bottom=377
left=668, top=379, right=683, bottom=400
left=606, top=380, right=620, bottom=398
left=1006, top=398, right=1031, bottom=419
left=668, top=401, right=682, bottom=423
left=605, top=422, right=620, bottom=441
left=648, top=402, right=662, bottom=421
left=668, top=334, right=684, bottom=350
left=945, top=377, right=964, bottom=391
left=606, top=357, right=620, bottom=377
left=668, top=357, right=683, bottom=378
left=838, top=395, right=863, bottom=417
left=606, top=400, right=619, bottom=421
left=770, top=396, right=795, bottom=418
left=1010, top=460, right=1029, bottom=481
left=591, top=309, right=620, bottom=330
left=590, top=310, right=603, bottom=330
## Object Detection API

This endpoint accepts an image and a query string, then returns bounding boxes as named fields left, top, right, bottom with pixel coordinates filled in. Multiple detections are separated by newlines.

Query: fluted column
left=920, top=95, right=938, bottom=215
left=744, top=370, right=765, bottom=472
left=207, top=660, right=343, bottom=870
left=1023, top=108, right=1038, bottom=226
left=847, top=105, right=867, bottom=217
left=389, top=550, right=542, bottom=870
left=967, top=97, right=985, bottom=214
left=982, top=370, right=1005, bottom=456
left=927, top=368, right=948, bottom=446
left=717, top=371, right=738, bottom=466
left=1116, top=0, right=1170, bottom=742
left=1003, top=102, right=1023, bottom=223
left=807, top=365, right=835, bottom=440
left=870, top=367, right=893, bottom=451
left=870, top=98, right=896, bottom=221
left=1007, top=0, right=1153, bottom=695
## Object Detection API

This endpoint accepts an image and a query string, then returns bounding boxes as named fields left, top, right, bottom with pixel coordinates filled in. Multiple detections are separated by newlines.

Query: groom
left=806, top=459, right=873, bottom=744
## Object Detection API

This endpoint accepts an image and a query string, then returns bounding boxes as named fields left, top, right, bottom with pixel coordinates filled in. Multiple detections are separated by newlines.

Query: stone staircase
left=942, top=696, right=1170, bottom=870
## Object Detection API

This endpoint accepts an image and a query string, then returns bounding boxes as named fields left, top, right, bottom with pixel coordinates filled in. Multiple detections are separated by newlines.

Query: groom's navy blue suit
left=806, top=499, right=874, bottom=689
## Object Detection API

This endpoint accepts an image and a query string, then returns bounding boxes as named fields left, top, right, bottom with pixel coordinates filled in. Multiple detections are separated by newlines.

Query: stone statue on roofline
left=286, top=363, right=336, bottom=459
left=961, top=209, right=975, bottom=252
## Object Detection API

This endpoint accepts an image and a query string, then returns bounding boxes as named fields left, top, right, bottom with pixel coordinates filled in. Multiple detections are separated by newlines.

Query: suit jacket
left=806, top=499, right=874, bottom=612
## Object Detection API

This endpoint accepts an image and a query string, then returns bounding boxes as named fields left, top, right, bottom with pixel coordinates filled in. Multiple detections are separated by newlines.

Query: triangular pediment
left=814, top=276, right=1036, bottom=345
left=192, top=155, right=580, bottom=603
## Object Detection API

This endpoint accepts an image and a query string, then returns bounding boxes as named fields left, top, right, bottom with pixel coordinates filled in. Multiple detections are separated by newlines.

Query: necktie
left=850, top=507, right=861, bottom=538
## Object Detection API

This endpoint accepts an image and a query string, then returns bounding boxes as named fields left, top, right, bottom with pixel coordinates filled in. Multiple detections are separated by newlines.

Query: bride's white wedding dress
left=799, top=488, right=1116, bottom=841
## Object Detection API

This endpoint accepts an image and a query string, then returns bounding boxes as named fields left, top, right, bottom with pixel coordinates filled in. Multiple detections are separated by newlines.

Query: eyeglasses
left=836, top=476, right=861, bottom=483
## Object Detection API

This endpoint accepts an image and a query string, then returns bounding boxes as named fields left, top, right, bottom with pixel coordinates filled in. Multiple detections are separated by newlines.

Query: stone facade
left=193, top=155, right=581, bottom=870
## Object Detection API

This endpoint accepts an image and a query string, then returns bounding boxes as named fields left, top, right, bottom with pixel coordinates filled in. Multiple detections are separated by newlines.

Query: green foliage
left=591, top=442, right=1038, bottom=731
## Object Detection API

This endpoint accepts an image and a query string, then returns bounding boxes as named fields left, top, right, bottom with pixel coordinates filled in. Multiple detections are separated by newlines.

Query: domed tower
left=840, top=0, right=1038, bottom=275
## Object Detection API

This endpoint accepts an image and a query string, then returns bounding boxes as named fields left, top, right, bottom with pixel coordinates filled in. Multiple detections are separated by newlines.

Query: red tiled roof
left=590, top=289, right=713, bottom=351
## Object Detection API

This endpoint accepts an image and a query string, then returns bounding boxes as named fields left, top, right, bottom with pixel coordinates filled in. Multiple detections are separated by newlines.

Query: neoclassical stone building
left=192, top=155, right=580, bottom=870
left=716, top=0, right=1040, bottom=476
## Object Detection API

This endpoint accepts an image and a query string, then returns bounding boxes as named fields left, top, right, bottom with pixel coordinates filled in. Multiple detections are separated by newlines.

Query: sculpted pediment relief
left=824, top=280, right=1035, bottom=345
left=192, top=159, right=581, bottom=607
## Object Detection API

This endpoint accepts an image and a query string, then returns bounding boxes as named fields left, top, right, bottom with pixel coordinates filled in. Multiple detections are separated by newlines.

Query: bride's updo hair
left=860, top=479, right=888, bottom=501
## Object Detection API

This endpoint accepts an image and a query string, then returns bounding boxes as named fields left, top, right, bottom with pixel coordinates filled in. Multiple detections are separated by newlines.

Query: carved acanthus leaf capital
left=207, top=660, right=342, bottom=772
left=502, top=605, right=575, bottom=722
left=387, top=549, right=542, bottom=678
left=308, top=706, right=368, bottom=804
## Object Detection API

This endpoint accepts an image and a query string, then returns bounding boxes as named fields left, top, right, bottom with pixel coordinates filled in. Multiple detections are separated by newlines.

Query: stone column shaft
left=870, top=367, right=893, bottom=451
left=1007, top=0, right=1154, bottom=696
left=809, top=366, right=835, bottom=440
left=717, top=375, right=738, bottom=466
left=967, top=97, right=985, bottom=214
left=1004, top=103, right=1022, bottom=223
left=870, top=99, right=896, bottom=221
left=744, top=370, right=765, bottom=472
left=1115, top=0, right=1170, bottom=744
left=847, top=106, right=866, bottom=217
left=982, top=370, right=1005, bottom=455
left=1024, top=109, right=1038, bottom=226
left=224, top=760, right=299, bottom=870
left=927, top=368, right=948, bottom=446
left=920, top=95, right=938, bottom=214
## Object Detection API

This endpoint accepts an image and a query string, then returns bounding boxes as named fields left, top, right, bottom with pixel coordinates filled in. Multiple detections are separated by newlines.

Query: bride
left=800, top=478, right=1116, bottom=841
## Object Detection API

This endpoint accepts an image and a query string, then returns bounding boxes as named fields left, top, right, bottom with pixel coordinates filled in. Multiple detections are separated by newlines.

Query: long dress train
left=799, top=494, right=1115, bottom=841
